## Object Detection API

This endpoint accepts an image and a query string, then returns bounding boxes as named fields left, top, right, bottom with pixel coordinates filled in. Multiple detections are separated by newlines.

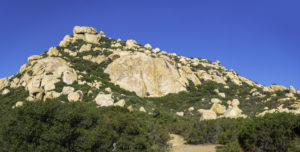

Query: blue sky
left=0, top=0, right=299, bottom=89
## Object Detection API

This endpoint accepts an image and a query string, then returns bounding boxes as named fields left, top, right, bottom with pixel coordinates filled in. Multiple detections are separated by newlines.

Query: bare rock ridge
left=0, top=25, right=299, bottom=120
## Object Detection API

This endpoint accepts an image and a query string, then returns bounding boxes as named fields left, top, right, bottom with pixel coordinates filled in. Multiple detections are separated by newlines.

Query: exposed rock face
left=269, top=85, right=287, bottom=92
left=59, top=35, right=72, bottom=47
left=0, top=78, right=9, bottom=90
left=105, top=52, right=186, bottom=97
left=73, top=26, right=101, bottom=44
left=95, top=93, right=114, bottom=107
left=20, top=58, right=77, bottom=94
left=28, top=55, right=42, bottom=64
left=47, top=47, right=60, bottom=57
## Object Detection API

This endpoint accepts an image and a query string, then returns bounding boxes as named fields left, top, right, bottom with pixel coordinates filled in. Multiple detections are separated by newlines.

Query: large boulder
left=200, top=110, right=217, bottom=120
left=47, top=47, right=60, bottom=57
left=114, top=99, right=126, bottom=107
left=105, top=52, right=187, bottom=97
left=95, top=93, right=114, bottom=107
left=62, top=86, right=75, bottom=95
left=68, top=90, right=83, bottom=102
left=1, top=88, right=10, bottom=95
left=288, top=86, right=296, bottom=94
left=126, top=40, right=138, bottom=49
left=12, top=101, right=24, bottom=109
left=73, top=26, right=101, bottom=44
left=59, top=35, right=72, bottom=47
left=28, top=55, right=42, bottom=64
left=210, top=103, right=226, bottom=114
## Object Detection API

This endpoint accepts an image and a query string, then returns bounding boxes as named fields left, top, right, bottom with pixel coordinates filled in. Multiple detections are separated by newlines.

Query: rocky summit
left=1, top=26, right=300, bottom=152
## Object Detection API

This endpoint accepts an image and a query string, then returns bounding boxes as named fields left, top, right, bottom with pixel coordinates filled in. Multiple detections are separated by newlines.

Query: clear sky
left=0, top=0, right=299, bottom=89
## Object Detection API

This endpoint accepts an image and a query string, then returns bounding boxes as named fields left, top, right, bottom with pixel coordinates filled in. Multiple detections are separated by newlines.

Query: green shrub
left=0, top=101, right=169, bottom=152
left=238, top=113, right=300, bottom=152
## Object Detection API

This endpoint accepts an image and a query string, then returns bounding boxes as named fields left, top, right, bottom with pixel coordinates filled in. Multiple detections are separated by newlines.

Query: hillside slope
left=0, top=26, right=300, bottom=151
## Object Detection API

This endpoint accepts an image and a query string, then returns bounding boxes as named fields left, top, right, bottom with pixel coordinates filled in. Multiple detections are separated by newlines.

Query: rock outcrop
left=105, top=52, right=186, bottom=97
left=0, top=78, right=9, bottom=90
left=73, top=26, right=101, bottom=44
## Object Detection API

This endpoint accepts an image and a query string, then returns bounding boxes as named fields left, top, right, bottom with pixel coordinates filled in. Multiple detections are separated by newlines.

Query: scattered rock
left=83, top=55, right=106, bottom=64
left=28, top=55, right=42, bottom=64
left=29, top=87, right=44, bottom=101
left=47, top=47, right=60, bottom=57
left=222, top=99, right=245, bottom=118
left=68, top=90, right=83, bottom=102
left=285, top=93, right=294, bottom=98
left=79, top=44, right=92, bottom=52
left=12, top=101, right=24, bottom=109
left=108, top=53, right=120, bottom=61
left=200, top=110, right=217, bottom=120
left=270, top=84, right=287, bottom=92
left=231, top=99, right=240, bottom=106
left=153, top=48, right=160, bottom=53
left=44, top=91, right=61, bottom=101
left=95, top=93, right=114, bottom=107
left=218, top=92, right=226, bottom=98
left=144, top=44, right=152, bottom=50
left=127, top=105, right=133, bottom=112
left=59, top=35, right=72, bottom=47
left=176, top=112, right=184, bottom=117
left=114, top=99, right=126, bottom=107
left=1, top=88, right=10, bottom=95
left=62, top=86, right=75, bottom=95
left=140, top=107, right=146, bottom=112
left=188, top=107, right=195, bottom=111
left=62, top=69, right=77, bottom=85
left=288, top=86, right=296, bottom=94
left=0, top=78, right=9, bottom=90
left=105, top=87, right=112, bottom=93
left=126, top=40, right=138, bottom=49
left=210, top=103, right=226, bottom=114
left=211, top=98, right=222, bottom=104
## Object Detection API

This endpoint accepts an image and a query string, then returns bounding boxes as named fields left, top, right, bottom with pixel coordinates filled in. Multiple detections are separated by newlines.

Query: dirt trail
left=169, top=134, right=219, bottom=152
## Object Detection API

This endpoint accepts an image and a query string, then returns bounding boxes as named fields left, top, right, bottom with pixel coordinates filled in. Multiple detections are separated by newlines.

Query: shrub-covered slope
left=0, top=26, right=300, bottom=151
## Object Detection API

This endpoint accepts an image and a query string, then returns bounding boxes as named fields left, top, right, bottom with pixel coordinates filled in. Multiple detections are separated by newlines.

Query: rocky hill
left=0, top=26, right=300, bottom=151
left=1, top=26, right=299, bottom=118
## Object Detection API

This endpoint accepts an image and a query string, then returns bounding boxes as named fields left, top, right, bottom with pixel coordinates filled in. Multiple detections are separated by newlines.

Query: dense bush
left=238, top=113, right=300, bottom=152
left=0, top=101, right=170, bottom=152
